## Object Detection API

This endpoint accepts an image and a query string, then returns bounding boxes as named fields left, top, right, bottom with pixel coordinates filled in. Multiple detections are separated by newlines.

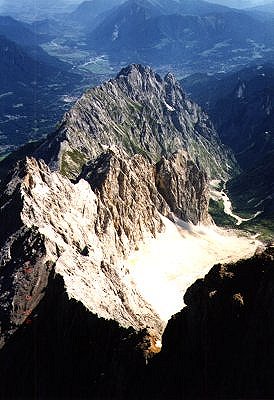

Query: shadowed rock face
left=156, top=150, right=210, bottom=224
left=143, top=246, right=274, bottom=400
left=0, top=272, right=149, bottom=400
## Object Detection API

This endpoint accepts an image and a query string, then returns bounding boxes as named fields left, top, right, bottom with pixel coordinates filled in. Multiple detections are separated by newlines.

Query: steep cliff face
left=145, top=246, right=274, bottom=399
left=35, top=64, right=234, bottom=180
left=156, top=150, right=210, bottom=224
left=80, top=148, right=167, bottom=252
left=0, top=156, right=172, bottom=348
left=0, top=137, right=215, bottom=347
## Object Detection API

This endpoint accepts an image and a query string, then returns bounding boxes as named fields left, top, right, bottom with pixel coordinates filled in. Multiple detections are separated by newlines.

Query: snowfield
left=128, top=215, right=261, bottom=321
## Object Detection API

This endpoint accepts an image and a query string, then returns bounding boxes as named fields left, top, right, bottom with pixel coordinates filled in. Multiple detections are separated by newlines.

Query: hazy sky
left=0, top=0, right=271, bottom=13
left=0, top=0, right=83, bottom=15
left=0, top=0, right=83, bottom=10
left=206, top=0, right=271, bottom=5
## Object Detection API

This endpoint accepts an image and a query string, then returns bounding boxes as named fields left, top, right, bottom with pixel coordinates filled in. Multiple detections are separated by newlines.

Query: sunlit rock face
left=0, top=156, right=164, bottom=348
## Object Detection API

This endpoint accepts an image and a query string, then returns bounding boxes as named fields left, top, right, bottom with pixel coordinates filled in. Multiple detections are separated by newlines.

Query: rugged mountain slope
left=0, top=35, right=71, bottom=91
left=0, top=155, right=169, bottom=347
left=144, top=246, right=274, bottom=399
left=0, top=15, right=70, bottom=70
left=0, top=16, right=41, bottom=47
left=36, top=64, right=233, bottom=180
left=0, top=64, right=235, bottom=345
left=227, top=150, right=274, bottom=238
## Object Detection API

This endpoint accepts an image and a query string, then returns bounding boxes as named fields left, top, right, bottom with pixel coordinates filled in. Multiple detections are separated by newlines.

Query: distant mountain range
left=182, top=63, right=274, bottom=167
left=68, top=0, right=125, bottom=29
left=0, top=34, right=80, bottom=155
left=4, top=0, right=273, bottom=75
left=0, top=0, right=81, bottom=20
left=0, top=16, right=71, bottom=71
left=85, top=0, right=274, bottom=73
left=248, top=1, right=274, bottom=13
left=205, top=0, right=273, bottom=8
left=204, top=0, right=254, bottom=8
left=0, top=16, right=42, bottom=47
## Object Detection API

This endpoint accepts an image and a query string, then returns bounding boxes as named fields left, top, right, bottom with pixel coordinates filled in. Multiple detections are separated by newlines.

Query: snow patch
left=237, top=83, right=246, bottom=99
left=112, top=24, right=119, bottom=41
left=163, top=100, right=175, bottom=112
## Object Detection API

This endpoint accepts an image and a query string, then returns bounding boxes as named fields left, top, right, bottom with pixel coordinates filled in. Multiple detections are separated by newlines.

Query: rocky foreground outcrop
left=0, top=271, right=149, bottom=400
left=0, top=245, right=273, bottom=400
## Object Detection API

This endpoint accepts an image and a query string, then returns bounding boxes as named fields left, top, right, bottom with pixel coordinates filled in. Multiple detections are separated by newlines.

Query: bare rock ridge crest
left=0, top=64, right=234, bottom=349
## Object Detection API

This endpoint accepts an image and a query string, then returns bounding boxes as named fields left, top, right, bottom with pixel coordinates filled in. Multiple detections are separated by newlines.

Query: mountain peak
left=164, top=72, right=176, bottom=83
left=115, top=63, right=163, bottom=95
left=116, top=63, right=162, bottom=81
left=35, top=64, right=234, bottom=181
